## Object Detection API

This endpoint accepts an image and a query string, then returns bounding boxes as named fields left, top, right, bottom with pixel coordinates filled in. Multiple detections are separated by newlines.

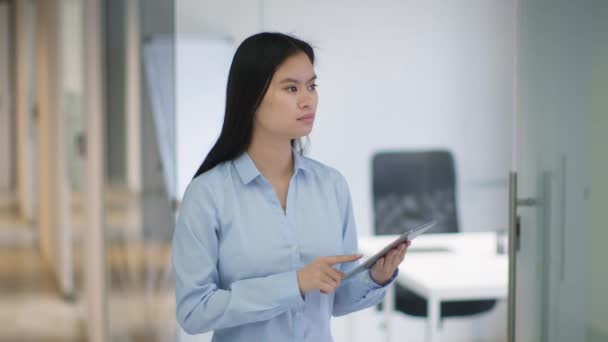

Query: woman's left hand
left=370, top=240, right=411, bottom=286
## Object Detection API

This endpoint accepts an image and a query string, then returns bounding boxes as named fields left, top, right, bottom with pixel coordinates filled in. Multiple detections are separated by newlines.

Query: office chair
left=372, top=150, right=496, bottom=317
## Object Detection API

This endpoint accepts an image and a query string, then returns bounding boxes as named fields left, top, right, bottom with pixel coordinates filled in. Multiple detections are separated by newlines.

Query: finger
left=321, top=274, right=339, bottom=288
left=396, top=244, right=406, bottom=262
left=399, top=247, right=406, bottom=261
left=325, top=254, right=363, bottom=265
left=386, top=244, right=404, bottom=259
left=387, top=246, right=406, bottom=269
left=324, top=265, right=345, bottom=282
left=376, top=256, right=385, bottom=268
left=320, top=280, right=337, bottom=294
left=387, top=250, right=400, bottom=271
left=381, top=251, right=392, bottom=271
left=393, top=247, right=403, bottom=263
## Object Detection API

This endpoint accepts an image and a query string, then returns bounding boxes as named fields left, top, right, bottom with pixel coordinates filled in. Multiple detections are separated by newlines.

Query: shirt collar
left=293, top=149, right=309, bottom=175
left=233, top=149, right=308, bottom=185
left=233, top=152, right=260, bottom=184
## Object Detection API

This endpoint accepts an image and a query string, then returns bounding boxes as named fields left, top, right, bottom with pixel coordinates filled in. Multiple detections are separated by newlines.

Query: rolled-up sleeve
left=172, top=180, right=305, bottom=335
left=331, top=172, right=398, bottom=317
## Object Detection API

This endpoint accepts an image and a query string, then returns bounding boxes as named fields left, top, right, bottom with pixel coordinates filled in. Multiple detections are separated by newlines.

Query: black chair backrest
left=372, top=150, right=459, bottom=235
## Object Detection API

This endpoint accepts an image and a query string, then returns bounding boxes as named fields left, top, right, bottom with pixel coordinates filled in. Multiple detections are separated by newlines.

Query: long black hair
left=193, top=32, right=315, bottom=179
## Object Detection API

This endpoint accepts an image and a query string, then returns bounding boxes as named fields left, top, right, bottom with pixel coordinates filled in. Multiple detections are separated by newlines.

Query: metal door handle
left=508, top=172, right=538, bottom=342
left=517, top=198, right=537, bottom=206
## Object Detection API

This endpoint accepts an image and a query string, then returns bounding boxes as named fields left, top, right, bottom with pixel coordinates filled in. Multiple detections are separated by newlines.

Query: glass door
left=510, top=1, right=608, bottom=341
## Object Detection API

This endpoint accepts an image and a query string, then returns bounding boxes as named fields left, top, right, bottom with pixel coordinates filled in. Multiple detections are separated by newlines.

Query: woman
left=172, top=32, right=410, bottom=341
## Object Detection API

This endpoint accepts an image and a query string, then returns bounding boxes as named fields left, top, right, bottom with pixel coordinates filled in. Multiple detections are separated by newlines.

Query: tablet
left=343, top=219, right=439, bottom=280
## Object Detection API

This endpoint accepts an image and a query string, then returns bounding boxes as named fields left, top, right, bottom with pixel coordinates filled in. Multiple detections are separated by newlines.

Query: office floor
left=0, top=203, right=176, bottom=342
left=0, top=244, right=176, bottom=342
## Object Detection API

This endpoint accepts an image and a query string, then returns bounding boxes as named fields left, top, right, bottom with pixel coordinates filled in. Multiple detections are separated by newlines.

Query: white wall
left=176, top=38, right=234, bottom=200
left=176, top=0, right=514, bottom=236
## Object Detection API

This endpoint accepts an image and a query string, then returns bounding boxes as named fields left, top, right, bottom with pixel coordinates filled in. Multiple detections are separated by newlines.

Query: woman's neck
left=247, top=133, right=294, bottom=181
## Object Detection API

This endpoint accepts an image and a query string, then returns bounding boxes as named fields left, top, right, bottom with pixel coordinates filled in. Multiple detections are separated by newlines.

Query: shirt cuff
left=286, top=270, right=306, bottom=310
left=366, top=268, right=399, bottom=289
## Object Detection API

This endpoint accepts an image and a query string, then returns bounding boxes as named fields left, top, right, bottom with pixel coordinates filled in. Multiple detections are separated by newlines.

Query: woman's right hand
left=296, top=254, right=363, bottom=295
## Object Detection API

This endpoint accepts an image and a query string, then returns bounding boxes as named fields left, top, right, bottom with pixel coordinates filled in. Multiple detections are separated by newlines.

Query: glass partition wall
left=0, top=0, right=177, bottom=341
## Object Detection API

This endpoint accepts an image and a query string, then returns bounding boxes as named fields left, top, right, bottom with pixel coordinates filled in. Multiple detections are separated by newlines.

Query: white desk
left=358, top=232, right=508, bottom=342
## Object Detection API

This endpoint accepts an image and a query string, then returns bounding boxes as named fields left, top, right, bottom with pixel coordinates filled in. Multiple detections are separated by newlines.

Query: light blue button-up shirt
left=172, top=151, right=397, bottom=341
